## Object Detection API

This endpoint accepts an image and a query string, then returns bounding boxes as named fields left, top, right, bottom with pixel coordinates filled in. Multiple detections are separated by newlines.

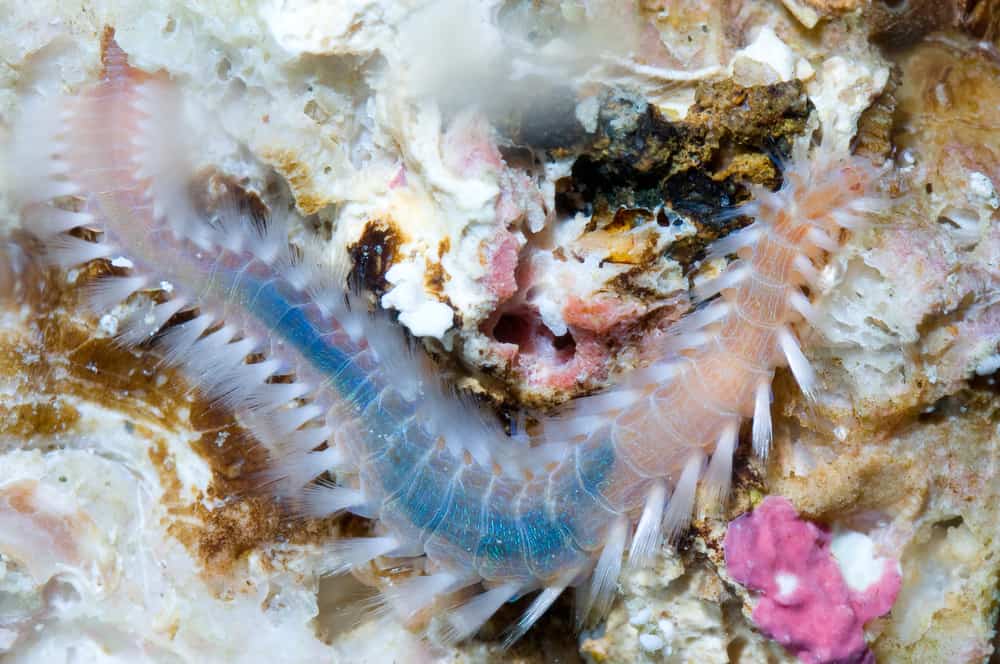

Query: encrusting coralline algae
left=0, top=1, right=998, bottom=663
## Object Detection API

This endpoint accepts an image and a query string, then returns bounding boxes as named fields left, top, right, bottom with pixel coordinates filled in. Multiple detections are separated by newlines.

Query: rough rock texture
left=766, top=35, right=1000, bottom=663
left=0, top=1, right=997, bottom=663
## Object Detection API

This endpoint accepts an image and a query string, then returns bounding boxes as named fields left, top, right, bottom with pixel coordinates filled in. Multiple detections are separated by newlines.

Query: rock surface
left=0, top=1, right=997, bottom=663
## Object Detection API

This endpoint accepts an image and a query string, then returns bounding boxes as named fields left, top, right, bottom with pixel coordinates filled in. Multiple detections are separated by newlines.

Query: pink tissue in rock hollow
left=723, top=496, right=901, bottom=664
left=482, top=230, right=520, bottom=303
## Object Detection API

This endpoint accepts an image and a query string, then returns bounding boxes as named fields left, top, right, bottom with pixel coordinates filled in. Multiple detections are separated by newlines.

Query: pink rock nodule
left=723, top=496, right=901, bottom=664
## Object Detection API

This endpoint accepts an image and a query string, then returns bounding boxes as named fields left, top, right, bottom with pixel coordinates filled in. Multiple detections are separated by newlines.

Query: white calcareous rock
left=1, top=2, right=998, bottom=663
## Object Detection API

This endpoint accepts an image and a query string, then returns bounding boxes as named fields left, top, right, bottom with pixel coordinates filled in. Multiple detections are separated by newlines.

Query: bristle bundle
left=704, top=423, right=738, bottom=508
left=320, top=537, right=398, bottom=576
left=663, top=453, right=702, bottom=542
left=627, top=480, right=667, bottom=570
left=502, top=582, right=570, bottom=649
left=579, top=517, right=628, bottom=627
left=752, top=380, right=773, bottom=460
left=442, top=584, right=520, bottom=645
left=778, top=327, right=817, bottom=399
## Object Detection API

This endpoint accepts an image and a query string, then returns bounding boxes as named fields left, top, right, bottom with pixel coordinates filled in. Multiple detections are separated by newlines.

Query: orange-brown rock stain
left=260, top=147, right=328, bottom=216
left=0, top=256, right=342, bottom=577
left=347, top=219, right=404, bottom=296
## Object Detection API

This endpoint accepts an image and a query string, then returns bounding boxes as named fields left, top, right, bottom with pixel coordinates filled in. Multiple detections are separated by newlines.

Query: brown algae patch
left=0, top=401, right=81, bottom=440
left=0, top=259, right=340, bottom=575
left=0, top=265, right=192, bottom=436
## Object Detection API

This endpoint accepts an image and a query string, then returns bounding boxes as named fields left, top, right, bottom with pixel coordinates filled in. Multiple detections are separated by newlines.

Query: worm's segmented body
left=8, top=34, right=887, bottom=644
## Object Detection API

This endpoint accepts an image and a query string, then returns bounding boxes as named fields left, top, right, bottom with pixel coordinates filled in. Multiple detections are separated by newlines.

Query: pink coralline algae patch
left=563, top=293, right=645, bottom=335
left=482, top=231, right=520, bottom=303
left=387, top=164, right=407, bottom=189
left=724, top=496, right=902, bottom=664
left=442, top=111, right=504, bottom=177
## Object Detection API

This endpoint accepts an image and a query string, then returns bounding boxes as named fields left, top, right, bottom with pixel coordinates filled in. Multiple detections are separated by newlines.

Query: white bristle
left=579, top=516, right=628, bottom=627
left=693, top=264, right=750, bottom=302
left=805, top=226, right=839, bottom=252
left=844, top=192, right=884, bottom=223
left=119, top=298, right=185, bottom=346
left=309, top=286, right=348, bottom=321
left=706, top=224, right=761, bottom=260
left=381, top=572, right=473, bottom=622
left=319, top=536, right=398, bottom=576
left=189, top=335, right=259, bottom=395
left=206, top=357, right=280, bottom=409
left=7, top=96, right=77, bottom=207
left=847, top=197, right=882, bottom=214
left=39, top=178, right=81, bottom=201
left=752, top=380, right=773, bottom=460
left=326, top=247, right=353, bottom=293
left=623, top=361, right=676, bottom=388
left=209, top=195, right=254, bottom=247
left=246, top=209, right=290, bottom=265
left=45, top=159, right=71, bottom=177
left=131, top=83, right=160, bottom=115
left=240, top=358, right=284, bottom=385
left=671, top=301, right=730, bottom=336
left=567, top=388, right=642, bottom=416
left=44, top=236, right=113, bottom=268
left=131, top=81, right=196, bottom=231
left=251, top=226, right=286, bottom=265
left=299, top=482, right=365, bottom=518
left=434, top=394, right=500, bottom=466
left=146, top=176, right=196, bottom=230
left=387, top=357, right=518, bottom=473
left=502, top=581, right=570, bottom=649
left=441, top=583, right=520, bottom=645
left=540, top=414, right=609, bottom=441
left=788, top=291, right=820, bottom=328
left=704, top=422, right=738, bottom=508
left=22, top=205, right=94, bottom=237
left=366, top=318, right=416, bottom=378
left=84, top=275, right=147, bottom=312
left=284, top=425, right=335, bottom=451
left=339, top=305, right=366, bottom=342
left=663, top=452, right=703, bottom=542
left=118, top=298, right=186, bottom=346
left=830, top=209, right=862, bottom=230
left=217, top=224, right=247, bottom=254
left=260, top=445, right=343, bottom=492
left=792, top=254, right=821, bottom=290
left=778, top=327, right=816, bottom=400
left=627, top=480, right=667, bottom=570
left=130, top=129, right=151, bottom=151
left=243, top=380, right=311, bottom=412
left=660, top=330, right=710, bottom=354
left=283, top=264, right=311, bottom=291
left=157, top=314, right=215, bottom=366
left=259, top=403, right=324, bottom=437
left=182, top=324, right=239, bottom=371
